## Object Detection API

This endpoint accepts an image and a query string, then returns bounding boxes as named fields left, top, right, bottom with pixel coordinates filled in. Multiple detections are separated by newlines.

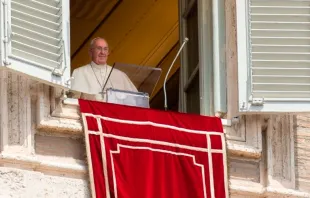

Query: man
left=71, top=37, right=137, bottom=100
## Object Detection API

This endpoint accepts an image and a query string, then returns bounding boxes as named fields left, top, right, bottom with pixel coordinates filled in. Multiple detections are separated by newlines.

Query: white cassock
left=71, top=61, right=137, bottom=101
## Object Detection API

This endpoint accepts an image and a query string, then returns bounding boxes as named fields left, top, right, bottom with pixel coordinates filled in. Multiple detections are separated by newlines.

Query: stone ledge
left=227, top=143, right=261, bottom=159
left=0, top=153, right=87, bottom=179
left=230, top=179, right=310, bottom=197
left=37, top=116, right=261, bottom=160
left=37, top=116, right=82, bottom=135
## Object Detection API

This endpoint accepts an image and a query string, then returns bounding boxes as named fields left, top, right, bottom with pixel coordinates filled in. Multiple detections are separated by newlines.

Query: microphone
left=163, top=37, right=189, bottom=111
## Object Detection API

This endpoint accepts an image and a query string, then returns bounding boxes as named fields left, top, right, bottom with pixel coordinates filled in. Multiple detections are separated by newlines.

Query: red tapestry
left=79, top=99, right=228, bottom=198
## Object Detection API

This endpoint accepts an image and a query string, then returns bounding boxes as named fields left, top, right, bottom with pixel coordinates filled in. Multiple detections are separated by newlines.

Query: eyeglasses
left=92, top=46, right=109, bottom=52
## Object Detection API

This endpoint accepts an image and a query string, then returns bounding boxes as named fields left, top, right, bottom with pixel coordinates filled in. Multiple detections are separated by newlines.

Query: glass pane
left=186, top=74, right=200, bottom=114
left=186, top=2, right=199, bottom=76
left=185, top=0, right=197, bottom=10
left=186, top=0, right=192, bottom=5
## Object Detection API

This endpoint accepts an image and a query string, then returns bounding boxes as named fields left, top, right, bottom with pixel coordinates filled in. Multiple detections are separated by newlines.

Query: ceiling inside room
left=70, top=0, right=180, bottom=98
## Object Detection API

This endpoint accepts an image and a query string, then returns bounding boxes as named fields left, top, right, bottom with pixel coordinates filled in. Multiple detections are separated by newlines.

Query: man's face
left=89, top=39, right=109, bottom=65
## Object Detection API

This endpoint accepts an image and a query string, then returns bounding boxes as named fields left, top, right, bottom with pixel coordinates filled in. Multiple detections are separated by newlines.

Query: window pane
left=185, top=0, right=197, bottom=11
left=186, top=2, right=199, bottom=76
left=186, top=74, right=200, bottom=114
left=186, top=0, right=192, bottom=6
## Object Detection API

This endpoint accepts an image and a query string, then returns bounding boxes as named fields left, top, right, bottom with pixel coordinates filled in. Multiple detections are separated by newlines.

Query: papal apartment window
left=180, top=0, right=200, bottom=114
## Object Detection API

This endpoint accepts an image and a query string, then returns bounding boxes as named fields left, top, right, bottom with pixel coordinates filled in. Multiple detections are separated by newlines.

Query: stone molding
left=230, top=179, right=310, bottom=198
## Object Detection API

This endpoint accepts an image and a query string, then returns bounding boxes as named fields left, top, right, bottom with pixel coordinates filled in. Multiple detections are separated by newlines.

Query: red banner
left=79, top=99, right=228, bottom=198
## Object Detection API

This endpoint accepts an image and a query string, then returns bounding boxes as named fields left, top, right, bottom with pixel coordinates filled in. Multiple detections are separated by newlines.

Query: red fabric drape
left=79, top=99, right=228, bottom=198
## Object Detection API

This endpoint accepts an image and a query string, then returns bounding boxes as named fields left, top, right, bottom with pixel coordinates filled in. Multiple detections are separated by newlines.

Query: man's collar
left=90, top=61, right=107, bottom=70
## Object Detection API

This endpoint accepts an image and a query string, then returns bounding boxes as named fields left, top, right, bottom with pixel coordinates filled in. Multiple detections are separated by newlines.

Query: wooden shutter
left=237, top=0, right=310, bottom=113
left=1, top=0, right=70, bottom=88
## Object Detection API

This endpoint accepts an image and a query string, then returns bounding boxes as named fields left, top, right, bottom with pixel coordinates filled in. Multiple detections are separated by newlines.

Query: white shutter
left=0, top=1, right=4, bottom=66
left=237, top=0, right=310, bottom=113
left=0, top=0, right=70, bottom=88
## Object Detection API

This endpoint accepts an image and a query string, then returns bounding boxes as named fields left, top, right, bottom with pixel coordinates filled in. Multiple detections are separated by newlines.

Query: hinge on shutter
left=52, top=68, right=66, bottom=77
left=249, top=95, right=264, bottom=106
left=64, top=77, right=74, bottom=88
left=52, top=40, right=67, bottom=77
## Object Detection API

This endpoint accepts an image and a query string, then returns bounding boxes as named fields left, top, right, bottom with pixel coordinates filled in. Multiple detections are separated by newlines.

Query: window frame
left=179, top=0, right=227, bottom=117
left=179, top=0, right=201, bottom=114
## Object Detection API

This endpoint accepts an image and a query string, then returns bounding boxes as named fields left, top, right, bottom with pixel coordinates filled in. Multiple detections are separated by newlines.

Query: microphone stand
left=163, top=37, right=189, bottom=111
left=102, top=65, right=114, bottom=92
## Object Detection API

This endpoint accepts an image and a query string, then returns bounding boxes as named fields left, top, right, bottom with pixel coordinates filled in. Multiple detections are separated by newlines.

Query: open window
left=179, top=0, right=200, bottom=114
left=179, top=0, right=227, bottom=117
left=237, top=0, right=310, bottom=113
left=0, top=0, right=70, bottom=88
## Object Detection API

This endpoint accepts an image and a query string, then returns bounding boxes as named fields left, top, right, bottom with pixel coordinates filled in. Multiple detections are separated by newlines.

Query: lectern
left=69, top=62, right=162, bottom=108
left=105, top=63, right=161, bottom=108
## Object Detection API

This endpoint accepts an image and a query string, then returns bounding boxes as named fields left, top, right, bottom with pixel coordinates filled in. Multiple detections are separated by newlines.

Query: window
left=179, top=0, right=226, bottom=116
left=179, top=0, right=200, bottom=114
left=0, top=0, right=70, bottom=88
left=182, top=0, right=200, bottom=114
left=237, top=0, right=310, bottom=113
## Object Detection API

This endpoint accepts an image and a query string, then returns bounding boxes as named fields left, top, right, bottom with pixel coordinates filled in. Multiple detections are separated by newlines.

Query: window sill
left=62, top=98, right=236, bottom=127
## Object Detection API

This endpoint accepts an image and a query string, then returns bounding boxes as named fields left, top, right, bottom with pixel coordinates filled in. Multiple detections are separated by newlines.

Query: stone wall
left=0, top=167, right=89, bottom=198
left=296, top=115, right=310, bottom=192
left=0, top=71, right=89, bottom=197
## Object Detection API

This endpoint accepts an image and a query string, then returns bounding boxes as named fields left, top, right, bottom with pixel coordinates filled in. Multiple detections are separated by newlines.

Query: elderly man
left=71, top=37, right=137, bottom=99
